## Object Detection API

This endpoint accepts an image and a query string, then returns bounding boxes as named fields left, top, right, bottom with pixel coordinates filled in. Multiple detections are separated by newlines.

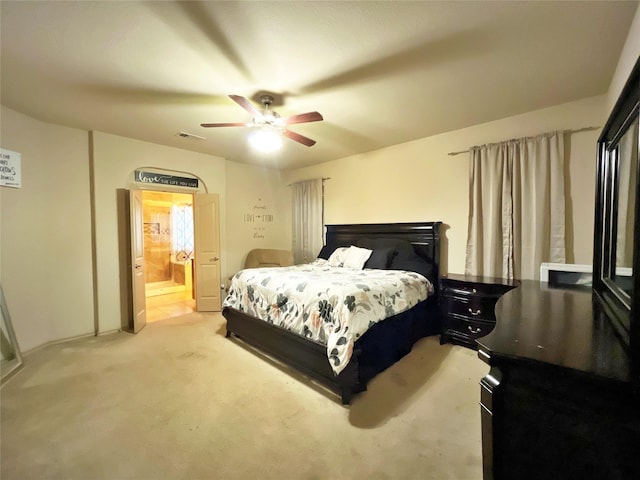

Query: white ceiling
left=1, top=1, right=637, bottom=170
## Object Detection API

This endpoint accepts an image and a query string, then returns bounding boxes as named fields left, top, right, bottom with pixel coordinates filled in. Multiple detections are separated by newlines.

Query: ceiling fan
left=200, top=94, right=323, bottom=147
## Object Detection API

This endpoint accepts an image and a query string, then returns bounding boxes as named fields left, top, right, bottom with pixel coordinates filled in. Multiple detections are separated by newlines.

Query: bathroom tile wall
left=143, top=202, right=172, bottom=283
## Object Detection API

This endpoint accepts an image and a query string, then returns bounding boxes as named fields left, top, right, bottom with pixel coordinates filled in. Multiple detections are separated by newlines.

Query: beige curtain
left=465, top=131, right=566, bottom=280
left=292, top=179, right=324, bottom=264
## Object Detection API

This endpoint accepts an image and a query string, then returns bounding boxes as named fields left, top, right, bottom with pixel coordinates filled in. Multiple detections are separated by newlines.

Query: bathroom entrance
left=142, top=190, right=195, bottom=322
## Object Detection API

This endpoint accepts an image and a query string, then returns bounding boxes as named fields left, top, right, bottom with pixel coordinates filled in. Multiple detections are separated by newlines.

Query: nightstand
left=439, top=274, right=518, bottom=349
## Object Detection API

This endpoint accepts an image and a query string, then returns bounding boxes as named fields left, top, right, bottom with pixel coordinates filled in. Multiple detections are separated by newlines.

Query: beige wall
left=607, top=4, right=640, bottom=111
left=0, top=95, right=609, bottom=349
left=282, top=95, right=606, bottom=276
left=224, top=161, right=291, bottom=280
left=91, top=132, right=228, bottom=333
left=0, top=109, right=291, bottom=351
left=0, top=106, right=95, bottom=352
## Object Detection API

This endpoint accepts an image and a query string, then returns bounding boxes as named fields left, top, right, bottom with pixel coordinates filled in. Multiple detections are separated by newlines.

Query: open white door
left=194, top=193, right=221, bottom=311
left=130, top=189, right=147, bottom=332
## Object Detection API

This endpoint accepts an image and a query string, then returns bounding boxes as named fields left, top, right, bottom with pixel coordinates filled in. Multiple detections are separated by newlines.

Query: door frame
left=128, top=184, right=220, bottom=329
left=130, top=189, right=147, bottom=333
left=130, top=187, right=195, bottom=327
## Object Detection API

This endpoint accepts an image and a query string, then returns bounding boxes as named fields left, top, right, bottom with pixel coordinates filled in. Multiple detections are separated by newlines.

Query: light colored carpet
left=1, top=312, right=486, bottom=480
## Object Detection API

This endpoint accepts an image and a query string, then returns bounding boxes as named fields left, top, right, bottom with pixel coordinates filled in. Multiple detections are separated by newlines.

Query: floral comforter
left=223, top=259, right=434, bottom=375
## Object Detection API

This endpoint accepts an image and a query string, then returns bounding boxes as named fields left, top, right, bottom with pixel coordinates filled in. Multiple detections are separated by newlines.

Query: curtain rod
left=287, top=177, right=331, bottom=187
left=446, top=126, right=601, bottom=156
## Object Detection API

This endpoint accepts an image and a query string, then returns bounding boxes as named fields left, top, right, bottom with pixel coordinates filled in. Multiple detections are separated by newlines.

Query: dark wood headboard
left=325, top=221, right=442, bottom=280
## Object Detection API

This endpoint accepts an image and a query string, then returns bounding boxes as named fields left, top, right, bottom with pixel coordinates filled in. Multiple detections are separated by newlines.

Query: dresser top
left=477, top=280, right=634, bottom=384
left=441, top=273, right=519, bottom=287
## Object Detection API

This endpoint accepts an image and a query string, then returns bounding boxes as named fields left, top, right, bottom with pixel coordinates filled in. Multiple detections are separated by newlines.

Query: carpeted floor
left=1, top=312, right=486, bottom=480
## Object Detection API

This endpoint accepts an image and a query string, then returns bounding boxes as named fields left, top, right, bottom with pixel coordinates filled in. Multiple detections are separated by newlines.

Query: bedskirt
left=223, top=295, right=442, bottom=404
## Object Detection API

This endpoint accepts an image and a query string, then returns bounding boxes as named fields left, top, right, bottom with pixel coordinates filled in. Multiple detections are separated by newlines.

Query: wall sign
left=243, top=197, right=274, bottom=240
left=0, top=148, right=21, bottom=188
left=134, top=170, right=198, bottom=188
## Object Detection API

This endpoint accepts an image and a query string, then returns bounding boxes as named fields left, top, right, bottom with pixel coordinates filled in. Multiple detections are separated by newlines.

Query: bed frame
left=223, top=221, right=442, bottom=404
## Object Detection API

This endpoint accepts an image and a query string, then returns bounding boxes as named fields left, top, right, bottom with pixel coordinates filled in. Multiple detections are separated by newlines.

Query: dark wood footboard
left=223, top=306, right=362, bottom=404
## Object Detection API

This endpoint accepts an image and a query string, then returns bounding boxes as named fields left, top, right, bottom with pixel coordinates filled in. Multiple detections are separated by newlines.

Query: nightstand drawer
left=444, top=296, right=498, bottom=322
left=445, top=315, right=496, bottom=341
left=441, top=283, right=510, bottom=299
left=439, top=274, right=519, bottom=350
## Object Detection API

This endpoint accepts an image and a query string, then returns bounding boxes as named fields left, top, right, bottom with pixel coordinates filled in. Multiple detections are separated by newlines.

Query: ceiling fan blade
left=283, top=129, right=317, bottom=147
left=229, top=94, right=261, bottom=117
left=200, top=122, right=247, bottom=128
left=281, top=111, right=323, bottom=125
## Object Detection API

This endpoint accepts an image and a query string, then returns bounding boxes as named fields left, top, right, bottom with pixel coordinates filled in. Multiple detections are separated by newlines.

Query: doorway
left=141, top=190, right=195, bottom=322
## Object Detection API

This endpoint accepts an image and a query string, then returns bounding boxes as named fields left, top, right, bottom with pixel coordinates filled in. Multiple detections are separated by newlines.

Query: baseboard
left=22, top=331, right=101, bottom=357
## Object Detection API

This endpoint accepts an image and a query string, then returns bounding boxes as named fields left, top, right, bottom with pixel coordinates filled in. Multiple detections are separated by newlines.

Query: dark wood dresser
left=477, top=281, right=640, bottom=480
left=439, top=274, right=518, bottom=349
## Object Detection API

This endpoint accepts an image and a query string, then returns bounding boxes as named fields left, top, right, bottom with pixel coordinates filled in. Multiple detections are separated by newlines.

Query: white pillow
left=342, top=246, right=373, bottom=270
left=328, top=247, right=349, bottom=267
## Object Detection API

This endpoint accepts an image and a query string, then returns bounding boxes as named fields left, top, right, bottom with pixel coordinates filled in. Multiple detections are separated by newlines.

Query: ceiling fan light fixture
left=249, top=128, right=282, bottom=153
left=257, top=110, right=281, bottom=125
left=201, top=94, right=321, bottom=148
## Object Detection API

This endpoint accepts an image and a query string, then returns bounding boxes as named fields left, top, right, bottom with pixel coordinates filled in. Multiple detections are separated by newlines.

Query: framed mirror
left=593, top=56, right=640, bottom=357
left=613, top=121, right=637, bottom=297
left=1, top=284, right=23, bottom=385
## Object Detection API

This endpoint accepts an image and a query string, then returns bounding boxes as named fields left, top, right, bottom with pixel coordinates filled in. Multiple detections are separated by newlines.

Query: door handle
left=210, top=257, right=219, bottom=262
left=134, top=264, right=143, bottom=269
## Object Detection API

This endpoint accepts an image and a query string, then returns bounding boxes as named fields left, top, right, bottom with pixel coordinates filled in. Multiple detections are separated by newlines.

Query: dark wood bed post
left=335, top=356, right=360, bottom=405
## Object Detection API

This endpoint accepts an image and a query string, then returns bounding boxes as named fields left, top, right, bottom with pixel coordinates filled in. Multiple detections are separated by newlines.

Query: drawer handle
left=468, top=325, right=482, bottom=334
left=468, top=308, right=482, bottom=316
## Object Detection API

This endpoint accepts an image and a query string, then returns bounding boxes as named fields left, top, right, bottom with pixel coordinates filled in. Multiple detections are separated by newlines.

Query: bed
left=222, top=221, right=443, bottom=404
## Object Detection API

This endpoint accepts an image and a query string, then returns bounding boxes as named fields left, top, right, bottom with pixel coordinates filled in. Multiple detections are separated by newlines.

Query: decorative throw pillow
left=328, top=247, right=350, bottom=267
left=364, top=247, right=396, bottom=269
left=391, top=257, right=435, bottom=283
left=317, top=244, right=337, bottom=260
left=342, top=246, right=373, bottom=270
